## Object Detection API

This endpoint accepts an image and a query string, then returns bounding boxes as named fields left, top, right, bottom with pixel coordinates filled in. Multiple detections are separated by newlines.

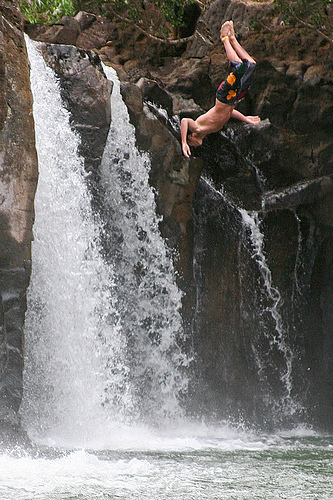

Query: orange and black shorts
left=216, top=59, right=256, bottom=105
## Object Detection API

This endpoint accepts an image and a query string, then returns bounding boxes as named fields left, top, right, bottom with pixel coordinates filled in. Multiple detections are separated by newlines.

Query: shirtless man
left=181, top=21, right=260, bottom=158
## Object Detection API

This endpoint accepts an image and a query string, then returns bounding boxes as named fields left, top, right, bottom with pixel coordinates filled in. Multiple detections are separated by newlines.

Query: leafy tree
left=80, top=0, right=200, bottom=39
left=19, top=0, right=75, bottom=24
left=275, top=0, right=333, bottom=42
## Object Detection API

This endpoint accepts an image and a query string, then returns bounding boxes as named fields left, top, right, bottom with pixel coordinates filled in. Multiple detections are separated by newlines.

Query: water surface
left=1, top=428, right=332, bottom=500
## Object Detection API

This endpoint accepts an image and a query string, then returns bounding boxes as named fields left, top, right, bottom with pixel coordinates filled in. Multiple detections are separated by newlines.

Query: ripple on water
left=0, top=431, right=332, bottom=500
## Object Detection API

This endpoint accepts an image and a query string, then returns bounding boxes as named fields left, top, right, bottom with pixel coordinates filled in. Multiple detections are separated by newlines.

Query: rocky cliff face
left=19, top=0, right=333, bottom=430
left=188, top=1, right=333, bottom=430
left=0, top=0, right=38, bottom=442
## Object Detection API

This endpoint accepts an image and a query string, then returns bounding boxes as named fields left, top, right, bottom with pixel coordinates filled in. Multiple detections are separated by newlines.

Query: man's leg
left=220, top=22, right=242, bottom=62
left=228, top=21, right=256, bottom=63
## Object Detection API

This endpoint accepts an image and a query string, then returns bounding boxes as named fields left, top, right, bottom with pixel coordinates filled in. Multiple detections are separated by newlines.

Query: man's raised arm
left=231, top=109, right=261, bottom=125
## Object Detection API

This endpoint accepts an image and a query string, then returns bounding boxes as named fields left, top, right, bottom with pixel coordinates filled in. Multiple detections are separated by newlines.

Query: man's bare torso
left=195, top=101, right=235, bottom=135
left=186, top=101, right=235, bottom=147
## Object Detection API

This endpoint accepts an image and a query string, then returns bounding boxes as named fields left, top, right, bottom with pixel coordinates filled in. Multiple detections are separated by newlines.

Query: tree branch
left=290, top=7, right=333, bottom=44
left=112, top=11, right=213, bottom=47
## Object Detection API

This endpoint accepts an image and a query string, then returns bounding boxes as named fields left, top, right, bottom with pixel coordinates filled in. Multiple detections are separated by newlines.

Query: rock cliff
left=0, top=0, right=38, bottom=442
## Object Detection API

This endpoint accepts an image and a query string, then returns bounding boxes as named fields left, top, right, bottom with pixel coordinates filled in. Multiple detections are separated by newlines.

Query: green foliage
left=103, top=0, right=190, bottom=33
left=159, top=0, right=188, bottom=28
left=19, top=0, right=75, bottom=24
left=20, top=0, right=198, bottom=39
left=275, top=0, right=333, bottom=31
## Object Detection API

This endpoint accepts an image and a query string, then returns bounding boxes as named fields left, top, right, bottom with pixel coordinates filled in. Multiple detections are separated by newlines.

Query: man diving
left=181, top=20, right=260, bottom=158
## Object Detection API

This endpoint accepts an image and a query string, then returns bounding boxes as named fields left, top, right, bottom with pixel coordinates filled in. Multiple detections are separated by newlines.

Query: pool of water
left=1, top=426, right=332, bottom=500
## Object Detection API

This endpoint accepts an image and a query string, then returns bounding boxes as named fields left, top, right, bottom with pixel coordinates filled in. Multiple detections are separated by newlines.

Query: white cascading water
left=98, top=64, right=189, bottom=421
left=201, top=177, right=298, bottom=415
left=239, top=210, right=296, bottom=413
left=21, top=38, right=188, bottom=448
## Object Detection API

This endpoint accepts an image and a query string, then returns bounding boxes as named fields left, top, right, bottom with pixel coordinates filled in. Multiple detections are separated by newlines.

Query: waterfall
left=98, top=64, right=188, bottom=421
left=239, top=210, right=296, bottom=414
left=21, top=38, right=187, bottom=447
left=195, top=177, right=301, bottom=421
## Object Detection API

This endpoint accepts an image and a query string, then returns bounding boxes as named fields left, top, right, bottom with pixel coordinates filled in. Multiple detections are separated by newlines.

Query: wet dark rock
left=0, top=0, right=38, bottom=440
left=136, top=77, right=173, bottom=117
left=41, top=43, right=112, bottom=201
left=38, top=16, right=81, bottom=45
left=261, top=176, right=333, bottom=212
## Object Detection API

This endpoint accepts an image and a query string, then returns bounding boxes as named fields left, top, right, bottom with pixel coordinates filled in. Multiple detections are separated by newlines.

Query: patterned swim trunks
left=216, top=59, right=256, bottom=105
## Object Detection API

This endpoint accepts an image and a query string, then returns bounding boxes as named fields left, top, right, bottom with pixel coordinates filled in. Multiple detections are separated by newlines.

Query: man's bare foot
left=228, top=20, right=235, bottom=38
left=220, top=21, right=230, bottom=39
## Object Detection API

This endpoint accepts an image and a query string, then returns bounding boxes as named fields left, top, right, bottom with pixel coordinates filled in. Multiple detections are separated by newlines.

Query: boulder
left=41, top=43, right=113, bottom=205
left=38, top=16, right=81, bottom=45
left=76, top=15, right=117, bottom=50
left=303, top=65, right=325, bottom=86
left=74, top=11, right=96, bottom=31
left=163, top=57, right=213, bottom=110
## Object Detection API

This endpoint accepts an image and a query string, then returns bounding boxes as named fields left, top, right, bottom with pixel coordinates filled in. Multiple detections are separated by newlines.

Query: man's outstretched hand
left=244, top=115, right=261, bottom=125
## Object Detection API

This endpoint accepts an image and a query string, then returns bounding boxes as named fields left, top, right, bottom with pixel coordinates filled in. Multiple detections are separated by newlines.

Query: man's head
left=187, top=132, right=203, bottom=147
